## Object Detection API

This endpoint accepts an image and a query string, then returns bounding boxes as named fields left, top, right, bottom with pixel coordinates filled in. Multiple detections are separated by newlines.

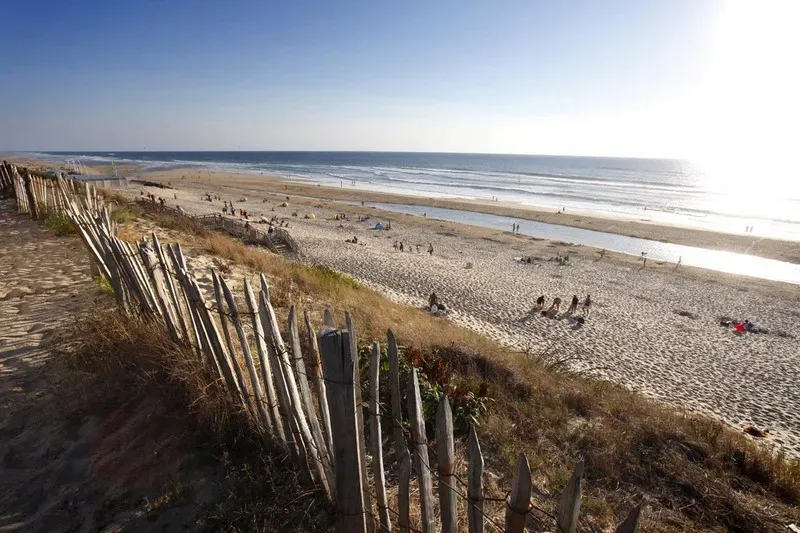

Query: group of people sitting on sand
left=535, top=294, right=591, bottom=319
left=720, top=317, right=764, bottom=334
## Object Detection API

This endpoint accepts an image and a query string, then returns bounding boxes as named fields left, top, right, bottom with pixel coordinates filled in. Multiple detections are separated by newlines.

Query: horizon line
left=11, top=149, right=691, bottom=162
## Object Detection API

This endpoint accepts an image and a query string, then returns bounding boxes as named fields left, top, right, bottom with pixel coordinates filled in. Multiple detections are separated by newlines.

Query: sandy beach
left=140, top=167, right=800, bottom=264
left=89, top=166, right=800, bottom=460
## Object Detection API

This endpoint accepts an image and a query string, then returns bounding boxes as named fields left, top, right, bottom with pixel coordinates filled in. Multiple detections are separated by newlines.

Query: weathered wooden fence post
left=615, top=504, right=642, bottom=533
left=467, top=426, right=484, bottom=533
left=318, top=326, right=367, bottom=533
left=387, top=329, right=409, bottom=462
left=304, top=310, right=334, bottom=460
left=408, top=368, right=435, bottom=533
left=505, top=453, right=532, bottom=533
left=289, top=306, right=334, bottom=500
left=368, top=341, right=391, bottom=532
left=345, top=312, right=375, bottom=533
left=558, top=460, right=584, bottom=533
left=398, top=451, right=413, bottom=533
left=243, top=279, right=282, bottom=440
left=22, top=170, right=39, bottom=219
left=436, top=396, right=457, bottom=533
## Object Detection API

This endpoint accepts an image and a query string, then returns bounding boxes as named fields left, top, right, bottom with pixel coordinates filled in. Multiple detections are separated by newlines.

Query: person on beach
left=429, top=292, right=438, bottom=308
left=568, top=295, right=579, bottom=314
left=582, top=295, right=592, bottom=316
left=547, top=297, right=562, bottom=313
left=399, top=242, right=404, bottom=252
left=428, top=243, right=434, bottom=255
left=536, top=295, right=545, bottom=309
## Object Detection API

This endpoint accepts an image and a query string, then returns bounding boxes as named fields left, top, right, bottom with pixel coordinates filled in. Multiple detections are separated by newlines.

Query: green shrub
left=43, top=213, right=78, bottom=236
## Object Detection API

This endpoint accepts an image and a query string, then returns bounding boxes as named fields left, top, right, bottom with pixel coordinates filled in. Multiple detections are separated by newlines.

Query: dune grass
left=43, top=212, right=78, bottom=236
left=60, top=308, right=331, bottom=531
left=114, top=199, right=800, bottom=532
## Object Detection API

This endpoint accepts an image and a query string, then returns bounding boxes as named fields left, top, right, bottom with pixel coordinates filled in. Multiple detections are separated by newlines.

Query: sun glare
left=692, top=0, right=800, bottom=195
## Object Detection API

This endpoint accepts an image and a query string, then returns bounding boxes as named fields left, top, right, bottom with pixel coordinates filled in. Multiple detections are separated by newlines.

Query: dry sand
left=113, top=173, right=800, bottom=459
left=0, top=199, right=218, bottom=531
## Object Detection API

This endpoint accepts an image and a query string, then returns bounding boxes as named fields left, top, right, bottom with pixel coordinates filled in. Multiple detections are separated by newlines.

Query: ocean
left=29, top=151, right=800, bottom=241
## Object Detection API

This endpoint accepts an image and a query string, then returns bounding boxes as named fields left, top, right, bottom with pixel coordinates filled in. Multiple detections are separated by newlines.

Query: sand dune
left=127, top=182, right=800, bottom=458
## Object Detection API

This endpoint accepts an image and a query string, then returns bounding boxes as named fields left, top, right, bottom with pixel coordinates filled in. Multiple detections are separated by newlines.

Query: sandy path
left=129, top=184, right=800, bottom=458
left=0, top=200, right=218, bottom=531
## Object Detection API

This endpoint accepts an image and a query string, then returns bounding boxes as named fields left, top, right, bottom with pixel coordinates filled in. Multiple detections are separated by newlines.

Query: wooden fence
left=135, top=200, right=300, bottom=256
left=4, top=163, right=642, bottom=533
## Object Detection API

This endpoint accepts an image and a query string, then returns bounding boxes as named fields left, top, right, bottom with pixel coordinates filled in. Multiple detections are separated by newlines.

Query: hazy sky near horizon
left=1, top=0, right=797, bottom=159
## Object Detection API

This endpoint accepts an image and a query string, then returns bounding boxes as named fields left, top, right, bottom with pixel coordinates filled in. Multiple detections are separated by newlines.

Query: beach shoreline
left=6, top=154, right=800, bottom=264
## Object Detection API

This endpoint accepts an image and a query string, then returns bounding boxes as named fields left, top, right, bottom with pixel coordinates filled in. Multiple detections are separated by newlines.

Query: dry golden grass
left=60, top=307, right=333, bottom=532
left=115, top=199, right=800, bottom=532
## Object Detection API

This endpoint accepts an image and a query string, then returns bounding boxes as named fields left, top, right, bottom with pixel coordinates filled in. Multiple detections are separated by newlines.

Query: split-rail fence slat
left=1, top=165, right=643, bottom=533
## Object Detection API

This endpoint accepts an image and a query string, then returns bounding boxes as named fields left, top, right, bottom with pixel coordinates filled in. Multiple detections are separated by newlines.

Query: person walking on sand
left=547, top=297, right=562, bottom=313
left=536, top=295, right=545, bottom=309
left=428, top=243, right=434, bottom=255
left=582, top=294, right=592, bottom=316
left=568, top=294, right=579, bottom=314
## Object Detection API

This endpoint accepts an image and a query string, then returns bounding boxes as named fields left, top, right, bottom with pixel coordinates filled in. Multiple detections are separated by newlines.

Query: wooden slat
left=467, top=426, right=485, bottom=533
left=304, top=310, right=334, bottom=460
left=318, top=327, right=367, bottom=533
left=259, top=285, right=317, bottom=475
left=242, top=279, right=282, bottom=440
left=323, top=308, right=335, bottom=327
left=614, top=504, right=642, bottom=533
left=407, top=368, right=435, bottom=533
left=369, top=341, right=391, bottom=532
left=558, top=460, right=584, bottom=533
left=387, top=329, right=409, bottom=462
left=165, top=243, right=203, bottom=357
left=257, top=290, right=303, bottom=464
left=172, top=263, right=224, bottom=379
left=505, top=453, right=532, bottom=533
left=436, top=396, right=457, bottom=533
left=212, top=271, right=257, bottom=416
left=345, top=311, right=375, bottom=533
left=170, top=249, right=245, bottom=405
left=138, top=239, right=181, bottom=342
left=398, top=451, right=412, bottom=533
left=289, top=306, right=333, bottom=500
left=152, top=233, right=190, bottom=343
left=219, top=276, right=272, bottom=431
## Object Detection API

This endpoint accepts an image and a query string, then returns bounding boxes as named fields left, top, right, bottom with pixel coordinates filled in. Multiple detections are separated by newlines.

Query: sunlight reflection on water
left=368, top=202, right=800, bottom=285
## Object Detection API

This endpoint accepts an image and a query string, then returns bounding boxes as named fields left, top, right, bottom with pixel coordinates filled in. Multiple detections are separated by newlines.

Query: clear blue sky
left=1, top=0, right=797, bottom=158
